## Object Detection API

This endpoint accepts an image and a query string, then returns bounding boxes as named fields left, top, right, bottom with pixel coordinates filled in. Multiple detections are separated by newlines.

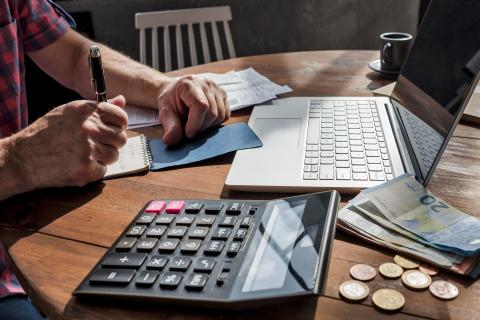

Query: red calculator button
left=145, top=201, right=166, bottom=213
left=166, top=201, right=185, bottom=214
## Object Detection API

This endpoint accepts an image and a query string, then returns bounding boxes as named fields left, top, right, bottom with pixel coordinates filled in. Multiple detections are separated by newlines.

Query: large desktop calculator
left=75, top=191, right=340, bottom=309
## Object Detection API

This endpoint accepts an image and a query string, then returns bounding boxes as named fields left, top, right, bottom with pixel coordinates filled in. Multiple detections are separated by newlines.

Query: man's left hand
left=157, top=75, right=230, bottom=145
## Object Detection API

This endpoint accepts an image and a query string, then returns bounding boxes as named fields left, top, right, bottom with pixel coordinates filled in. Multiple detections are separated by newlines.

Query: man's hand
left=8, top=95, right=128, bottom=190
left=158, top=76, right=231, bottom=145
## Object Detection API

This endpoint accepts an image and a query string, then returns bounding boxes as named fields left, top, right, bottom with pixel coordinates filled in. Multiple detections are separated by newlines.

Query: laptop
left=226, top=0, right=480, bottom=193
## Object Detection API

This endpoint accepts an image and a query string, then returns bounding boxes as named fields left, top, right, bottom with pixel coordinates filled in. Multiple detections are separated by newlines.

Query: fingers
left=97, top=98, right=128, bottom=130
left=108, top=95, right=126, bottom=109
left=160, top=104, right=183, bottom=145
left=90, top=138, right=120, bottom=165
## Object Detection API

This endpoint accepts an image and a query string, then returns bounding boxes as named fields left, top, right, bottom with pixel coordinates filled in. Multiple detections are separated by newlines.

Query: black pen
left=88, top=45, right=107, bottom=102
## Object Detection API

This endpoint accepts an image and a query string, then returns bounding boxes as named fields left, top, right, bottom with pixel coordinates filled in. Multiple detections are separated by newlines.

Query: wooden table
left=1, top=51, right=480, bottom=320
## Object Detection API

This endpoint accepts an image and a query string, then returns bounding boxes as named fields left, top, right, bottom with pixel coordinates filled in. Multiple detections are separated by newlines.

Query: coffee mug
left=380, top=32, right=413, bottom=72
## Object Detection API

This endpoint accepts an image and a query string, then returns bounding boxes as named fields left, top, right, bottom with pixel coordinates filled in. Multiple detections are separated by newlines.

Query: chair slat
left=211, top=21, right=223, bottom=61
left=164, top=26, right=172, bottom=72
left=176, top=25, right=184, bottom=69
left=187, top=23, right=198, bottom=66
left=139, top=28, right=146, bottom=64
left=152, top=27, right=159, bottom=70
left=223, top=21, right=236, bottom=58
left=199, top=22, right=211, bottom=63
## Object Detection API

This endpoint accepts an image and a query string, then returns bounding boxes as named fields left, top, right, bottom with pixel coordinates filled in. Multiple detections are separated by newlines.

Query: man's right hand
left=8, top=95, right=128, bottom=190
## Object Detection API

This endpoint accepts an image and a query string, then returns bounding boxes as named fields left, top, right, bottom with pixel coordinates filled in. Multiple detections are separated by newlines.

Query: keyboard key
left=185, top=202, right=204, bottom=213
left=335, top=147, right=349, bottom=154
left=158, top=239, right=180, bottom=253
left=305, top=151, right=319, bottom=157
left=211, top=227, right=232, bottom=240
left=304, top=165, right=311, bottom=172
left=204, top=241, right=225, bottom=256
left=368, top=164, right=383, bottom=171
left=204, top=203, right=223, bottom=214
left=336, top=161, right=350, bottom=168
left=194, top=258, right=216, bottom=273
left=320, top=158, right=334, bottom=164
left=185, top=274, right=208, bottom=291
left=353, top=173, right=368, bottom=181
left=180, top=239, right=202, bottom=254
left=102, top=253, right=147, bottom=269
left=306, top=144, right=318, bottom=151
left=305, top=158, right=319, bottom=165
left=176, top=215, right=195, bottom=226
left=146, top=225, right=167, bottom=238
left=364, top=144, right=378, bottom=150
left=380, top=147, right=388, bottom=154
left=136, top=213, right=156, bottom=225
left=367, top=157, right=381, bottom=164
left=135, top=271, right=159, bottom=287
left=310, top=165, right=319, bottom=172
left=385, top=167, right=393, bottom=174
left=234, top=228, right=248, bottom=241
left=90, top=269, right=135, bottom=285
left=386, top=174, right=394, bottom=180
left=351, top=158, right=366, bottom=165
left=136, top=239, right=158, bottom=252
left=146, top=256, right=168, bottom=270
left=219, top=216, right=237, bottom=227
left=335, top=136, right=348, bottom=142
left=155, top=215, right=175, bottom=225
left=369, top=171, right=386, bottom=181
left=335, top=154, right=349, bottom=161
left=188, top=227, right=210, bottom=239
left=365, top=151, right=379, bottom=157
left=167, top=226, right=188, bottom=238
left=350, top=152, right=365, bottom=158
left=126, top=225, right=146, bottom=237
left=116, top=238, right=137, bottom=251
left=303, top=172, right=318, bottom=180
left=335, top=142, right=348, bottom=148
left=227, top=242, right=242, bottom=257
left=383, top=160, right=391, bottom=167
left=320, top=145, right=334, bottom=151
left=321, top=139, right=334, bottom=145
left=349, top=134, right=362, bottom=140
left=196, top=216, right=216, bottom=226
left=241, top=216, right=253, bottom=228
left=170, top=257, right=192, bottom=271
left=352, top=166, right=367, bottom=173
left=350, top=140, right=362, bottom=146
left=319, top=165, right=334, bottom=180
left=350, top=146, right=363, bottom=152
left=320, top=151, right=334, bottom=158
left=226, top=202, right=245, bottom=215
left=166, top=201, right=185, bottom=214
left=159, top=272, right=183, bottom=288
left=145, top=201, right=166, bottom=213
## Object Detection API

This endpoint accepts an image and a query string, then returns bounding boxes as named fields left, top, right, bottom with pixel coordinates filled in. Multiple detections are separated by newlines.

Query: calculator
left=74, top=191, right=340, bottom=309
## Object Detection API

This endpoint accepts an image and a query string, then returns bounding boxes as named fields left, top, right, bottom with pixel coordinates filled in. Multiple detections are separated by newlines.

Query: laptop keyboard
left=303, top=100, right=393, bottom=182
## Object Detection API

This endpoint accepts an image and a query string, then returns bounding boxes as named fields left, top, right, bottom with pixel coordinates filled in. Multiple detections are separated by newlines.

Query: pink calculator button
left=166, top=201, right=185, bottom=213
left=145, top=201, right=166, bottom=213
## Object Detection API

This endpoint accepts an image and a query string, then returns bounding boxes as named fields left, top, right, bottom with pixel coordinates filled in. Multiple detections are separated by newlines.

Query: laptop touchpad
left=252, top=118, right=301, bottom=149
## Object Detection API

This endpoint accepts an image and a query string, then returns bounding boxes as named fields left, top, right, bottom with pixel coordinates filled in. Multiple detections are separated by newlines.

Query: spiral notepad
left=104, top=134, right=151, bottom=179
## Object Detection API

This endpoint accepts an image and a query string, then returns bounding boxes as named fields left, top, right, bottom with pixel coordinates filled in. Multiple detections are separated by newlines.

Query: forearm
left=0, top=136, right=30, bottom=201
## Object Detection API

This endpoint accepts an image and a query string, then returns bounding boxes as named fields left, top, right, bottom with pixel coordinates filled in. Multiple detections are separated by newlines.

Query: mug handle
left=381, top=42, right=393, bottom=65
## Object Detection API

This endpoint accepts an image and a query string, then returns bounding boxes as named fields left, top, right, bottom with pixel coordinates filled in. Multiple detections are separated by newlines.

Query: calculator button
left=185, top=274, right=208, bottom=291
left=226, top=202, right=245, bottom=215
left=126, top=225, right=146, bottom=237
left=102, top=253, right=147, bottom=269
left=146, top=226, right=167, bottom=238
left=221, top=261, right=233, bottom=272
left=219, top=216, right=237, bottom=227
left=180, top=239, right=202, bottom=254
left=211, top=228, right=232, bottom=240
left=234, top=228, right=248, bottom=241
left=136, top=213, right=156, bottom=225
left=116, top=238, right=137, bottom=251
left=188, top=227, right=209, bottom=239
left=248, top=206, right=259, bottom=215
left=176, top=215, right=195, bottom=226
left=167, top=226, right=188, bottom=238
left=185, top=202, right=204, bottom=213
left=166, top=201, right=185, bottom=214
left=158, top=239, right=179, bottom=253
left=216, top=272, right=228, bottom=287
left=135, top=271, right=159, bottom=287
left=240, top=217, right=253, bottom=228
left=170, top=257, right=192, bottom=271
left=204, top=241, right=225, bottom=256
left=90, top=269, right=135, bottom=285
left=196, top=216, right=216, bottom=226
left=227, top=242, right=241, bottom=257
left=145, top=201, right=166, bottom=213
left=146, top=256, right=168, bottom=270
left=204, top=203, right=223, bottom=214
left=159, top=272, right=183, bottom=288
left=155, top=215, right=175, bottom=225
left=136, top=239, right=158, bottom=252
left=194, top=258, right=216, bottom=273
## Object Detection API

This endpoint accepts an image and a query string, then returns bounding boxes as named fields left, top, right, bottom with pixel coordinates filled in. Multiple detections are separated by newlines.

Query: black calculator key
left=90, top=269, right=135, bottom=285
left=185, top=274, right=208, bottom=291
left=102, top=253, right=147, bottom=269
left=216, top=272, right=229, bottom=287
left=180, top=239, right=202, bottom=254
left=194, top=258, right=216, bottom=273
left=155, top=215, right=175, bottom=225
left=226, top=202, right=244, bottom=215
left=176, top=215, right=195, bottom=226
left=158, top=239, right=180, bottom=253
left=136, top=213, right=156, bottom=225
left=167, top=226, right=188, bottom=238
left=204, top=203, right=223, bottom=214
left=116, top=237, right=137, bottom=251
left=136, top=239, right=158, bottom=252
left=204, top=241, right=225, bottom=256
left=227, top=242, right=241, bottom=257
left=159, top=272, right=183, bottom=288
left=211, top=227, right=232, bottom=240
left=185, top=202, right=203, bottom=213
left=248, top=206, right=259, bottom=215
left=135, top=271, right=159, bottom=287
left=169, top=257, right=192, bottom=271
left=196, top=216, right=216, bottom=226
left=188, top=227, right=209, bottom=239
left=126, top=225, right=146, bottom=237
left=219, top=216, right=237, bottom=227
left=234, top=228, right=248, bottom=241
left=240, top=216, right=253, bottom=228
left=146, top=225, right=167, bottom=238
left=146, top=256, right=168, bottom=270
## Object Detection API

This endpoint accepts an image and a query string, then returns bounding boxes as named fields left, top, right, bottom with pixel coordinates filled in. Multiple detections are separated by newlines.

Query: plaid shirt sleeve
left=17, top=0, right=71, bottom=52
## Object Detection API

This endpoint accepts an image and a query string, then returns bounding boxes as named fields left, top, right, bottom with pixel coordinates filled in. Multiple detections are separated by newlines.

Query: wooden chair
left=135, top=6, right=236, bottom=72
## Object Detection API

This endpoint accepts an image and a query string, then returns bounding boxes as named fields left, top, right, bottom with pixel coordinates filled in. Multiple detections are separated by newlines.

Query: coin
left=394, top=255, right=420, bottom=269
left=429, top=280, right=459, bottom=300
left=372, top=288, right=405, bottom=312
left=419, top=264, right=439, bottom=276
left=350, top=264, right=377, bottom=281
left=339, top=280, right=370, bottom=301
left=401, top=270, right=432, bottom=290
left=379, top=262, right=404, bottom=279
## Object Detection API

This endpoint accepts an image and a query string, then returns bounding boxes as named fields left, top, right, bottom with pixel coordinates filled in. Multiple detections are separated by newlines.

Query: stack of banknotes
left=337, top=174, right=480, bottom=278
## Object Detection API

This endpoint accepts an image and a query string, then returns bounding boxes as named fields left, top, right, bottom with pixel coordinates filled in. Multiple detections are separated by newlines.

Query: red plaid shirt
left=0, top=0, right=70, bottom=298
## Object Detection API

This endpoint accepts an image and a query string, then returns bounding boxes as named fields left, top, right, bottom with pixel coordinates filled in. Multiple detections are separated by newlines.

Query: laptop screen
left=391, top=0, right=480, bottom=184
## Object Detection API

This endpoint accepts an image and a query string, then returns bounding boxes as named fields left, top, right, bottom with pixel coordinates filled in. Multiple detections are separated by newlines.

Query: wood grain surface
left=1, top=51, right=479, bottom=320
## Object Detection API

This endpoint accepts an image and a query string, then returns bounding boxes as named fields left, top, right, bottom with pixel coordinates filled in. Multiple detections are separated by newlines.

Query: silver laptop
left=226, top=0, right=480, bottom=193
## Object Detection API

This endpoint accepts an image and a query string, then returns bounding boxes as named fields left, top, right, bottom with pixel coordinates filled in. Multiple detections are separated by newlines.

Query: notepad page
left=104, top=135, right=150, bottom=179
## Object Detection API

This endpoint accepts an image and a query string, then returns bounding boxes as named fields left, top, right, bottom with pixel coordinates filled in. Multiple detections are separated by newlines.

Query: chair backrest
left=135, top=6, right=236, bottom=72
